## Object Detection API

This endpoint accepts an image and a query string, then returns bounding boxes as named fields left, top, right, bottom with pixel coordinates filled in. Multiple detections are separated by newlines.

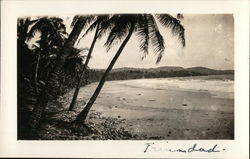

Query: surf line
left=144, top=142, right=224, bottom=153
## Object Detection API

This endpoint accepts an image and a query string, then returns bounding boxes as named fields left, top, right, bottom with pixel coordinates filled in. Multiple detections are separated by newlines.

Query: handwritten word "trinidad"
left=144, top=142, right=224, bottom=153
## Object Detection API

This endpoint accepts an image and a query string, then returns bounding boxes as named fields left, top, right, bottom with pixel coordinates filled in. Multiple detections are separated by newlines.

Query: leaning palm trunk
left=34, top=52, right=41, bottom=95
left=74, top=25, right=135, bottom=123
left=69, top=23, right=100, bottom=111
left=27, top=18, right=87, bottom=138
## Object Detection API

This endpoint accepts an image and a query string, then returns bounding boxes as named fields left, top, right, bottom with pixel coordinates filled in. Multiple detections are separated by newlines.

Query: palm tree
left=69, top=15, right=111, bottom=111
left=74, top=14, right=185, bottom=123
left=26, top=17, right=68, bottom=95
left=27, top=16, right=94, bottom=137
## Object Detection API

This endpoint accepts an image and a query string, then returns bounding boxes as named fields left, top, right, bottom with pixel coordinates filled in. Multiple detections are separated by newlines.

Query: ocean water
left=115, top=77, right=234, bottom=99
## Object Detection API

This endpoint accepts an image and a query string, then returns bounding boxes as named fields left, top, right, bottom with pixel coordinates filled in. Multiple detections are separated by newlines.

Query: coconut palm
left=17, top=17, right=64, bottom=111
left=27, top=16, right=94, bottom=137
left=74, top=14, right=185, bottom=123
left=27, top=17, right=68, bottom=49
left=69, top=15, right=111, bottom=111
left=26, top=17, right=68, bottom=95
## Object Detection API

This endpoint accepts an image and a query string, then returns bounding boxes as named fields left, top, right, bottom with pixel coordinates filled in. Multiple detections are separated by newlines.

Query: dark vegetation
left=87, top=66, right=234, bottom=82
left=17, top=16, right=90, bottom=139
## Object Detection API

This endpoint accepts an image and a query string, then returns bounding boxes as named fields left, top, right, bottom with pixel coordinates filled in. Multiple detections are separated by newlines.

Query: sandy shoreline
left=62, top=77, right=234, bottom=139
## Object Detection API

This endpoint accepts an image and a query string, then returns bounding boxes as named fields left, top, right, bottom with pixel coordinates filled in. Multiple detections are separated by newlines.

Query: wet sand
left=65, top=77, right=234, bottom=139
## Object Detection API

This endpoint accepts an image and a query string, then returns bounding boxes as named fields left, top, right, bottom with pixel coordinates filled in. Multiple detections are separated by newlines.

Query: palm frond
left=97, top=15, right=118, bottom=40
left=82, top=20, right=99, bottom=37
left=49, top=17, right=64, bottom=23
left=75, top=18, right=99, bottom=46
left=177, top=13, right=184, bottom=20
left=156, top=14, right=185, bottom=47
left=70, top=15, right=80, bottom=28
left=104, top=14, right=135, bottom=51
left=81, top=15, right=95, bottom=27
left=146, top=14, right=165, bottom=63
left=72, top=15, right=97, bottom=46
left=27, top=16, right=68, bottom=50
left=72, top=16, right=96, bottom=42
left=135, top=15, right=149, bottom=59
left=28, top=19, right=40, bottom=25
left=26, top=19, right=44, bottom=41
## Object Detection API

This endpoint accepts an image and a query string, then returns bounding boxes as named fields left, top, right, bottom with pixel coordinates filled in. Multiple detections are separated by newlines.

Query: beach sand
left=63, top=78, right=234, bottom=139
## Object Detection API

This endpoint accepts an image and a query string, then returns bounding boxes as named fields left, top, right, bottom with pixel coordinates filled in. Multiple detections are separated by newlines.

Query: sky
left=33, top=14, right=234, bottom=70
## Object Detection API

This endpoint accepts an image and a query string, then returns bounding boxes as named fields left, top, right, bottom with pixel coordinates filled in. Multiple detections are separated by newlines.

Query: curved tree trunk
left=27, top=18, right=86, bottom=138
left=69, top=23, right=100, bottom=111
left=34, top=51, right=41, bottom=95
left=74, top=25, right=134, bottom=123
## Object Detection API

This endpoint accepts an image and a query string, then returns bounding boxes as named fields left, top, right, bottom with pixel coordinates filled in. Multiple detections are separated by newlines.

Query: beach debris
left=167, top=131, right=172, bottom=137
left=120, top=119, right=126, bottom=122
left=182, top=103, right=188, bottom=106
left=147, top=118, right=153, bottom=121
left=149, top=136, right=163, bottom=139
left=137, top=93, right=141, bottom=95
left=148, top=99, right=156, bottom=101
left=118, top=115, right=121, bottom=118
left=119, top=97, right=127, bottom=101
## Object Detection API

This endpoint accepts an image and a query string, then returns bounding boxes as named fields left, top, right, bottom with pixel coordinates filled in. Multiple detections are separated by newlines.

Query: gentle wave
left=115, top=78, right=234, bottom=99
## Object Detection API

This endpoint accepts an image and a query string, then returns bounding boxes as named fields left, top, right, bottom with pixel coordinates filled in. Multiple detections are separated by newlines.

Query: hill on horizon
left=95, top=66, right=234, bottom=74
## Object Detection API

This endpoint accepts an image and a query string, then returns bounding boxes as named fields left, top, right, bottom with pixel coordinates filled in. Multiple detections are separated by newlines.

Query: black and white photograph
left=1, top=0, right=249, bottom=158
left=17, top=13, right=234, bottom=140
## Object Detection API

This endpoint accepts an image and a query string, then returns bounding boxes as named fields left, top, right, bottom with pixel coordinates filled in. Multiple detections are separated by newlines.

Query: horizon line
left=89, top=65, right=235, bottom=71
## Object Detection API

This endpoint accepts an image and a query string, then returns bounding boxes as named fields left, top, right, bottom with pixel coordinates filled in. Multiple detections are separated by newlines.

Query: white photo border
left=1, top=0, right=249, bottom=158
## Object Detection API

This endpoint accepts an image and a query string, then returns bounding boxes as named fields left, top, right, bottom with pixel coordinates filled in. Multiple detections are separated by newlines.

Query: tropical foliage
left=17, top=16, right=90, bottom=138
